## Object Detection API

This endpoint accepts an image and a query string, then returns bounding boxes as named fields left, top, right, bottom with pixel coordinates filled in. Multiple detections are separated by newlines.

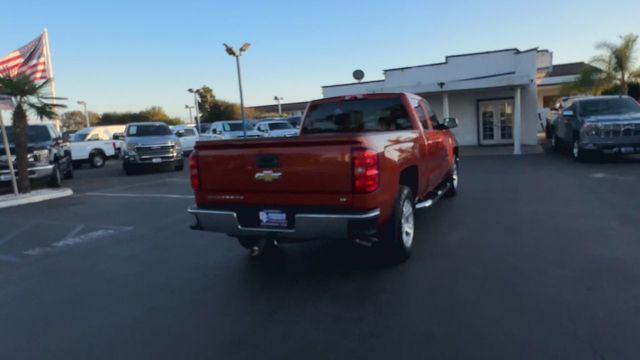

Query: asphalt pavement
left=0, top=151, right=639, bottom=359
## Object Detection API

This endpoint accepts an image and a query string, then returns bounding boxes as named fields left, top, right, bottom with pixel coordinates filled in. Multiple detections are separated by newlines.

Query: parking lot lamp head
left=224, top=42, right=250, bottom=137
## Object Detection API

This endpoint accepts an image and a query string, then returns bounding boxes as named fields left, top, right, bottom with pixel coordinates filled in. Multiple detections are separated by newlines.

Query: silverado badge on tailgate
left=254, top=170, right=282, bottom=182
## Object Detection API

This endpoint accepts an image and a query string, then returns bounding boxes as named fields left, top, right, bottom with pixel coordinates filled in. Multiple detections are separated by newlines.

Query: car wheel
left=445, top=157, right=459, bottom=198
left=379, top=185, right=414, bottom=262
left=89, top=152, right=106, bottom=168
left=48, top=164, right=62, bottom=188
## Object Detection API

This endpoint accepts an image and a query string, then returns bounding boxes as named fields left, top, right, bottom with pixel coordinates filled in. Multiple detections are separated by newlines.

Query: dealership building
left=251, top=48, right=594, bottom=154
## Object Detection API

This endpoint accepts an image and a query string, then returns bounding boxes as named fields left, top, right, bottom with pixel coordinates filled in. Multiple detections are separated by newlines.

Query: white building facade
left=322, top=48, right=553, bottom=154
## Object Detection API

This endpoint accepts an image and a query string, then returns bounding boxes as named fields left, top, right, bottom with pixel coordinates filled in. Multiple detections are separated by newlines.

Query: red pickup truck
left=188, top=93, right=459, bottom=262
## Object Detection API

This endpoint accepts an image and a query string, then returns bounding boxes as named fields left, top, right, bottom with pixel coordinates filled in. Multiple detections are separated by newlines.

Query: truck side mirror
left=175, top=130, right=185, bottom=138
left=443, top=117, right=458, bottom=129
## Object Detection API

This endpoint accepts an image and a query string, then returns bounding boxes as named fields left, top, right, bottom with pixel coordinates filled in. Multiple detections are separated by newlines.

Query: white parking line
left=83, top=192, right=193, bottom=199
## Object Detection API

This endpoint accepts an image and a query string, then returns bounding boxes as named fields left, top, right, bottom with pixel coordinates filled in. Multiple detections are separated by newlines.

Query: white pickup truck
left=69, top=127, right=121, bottom=168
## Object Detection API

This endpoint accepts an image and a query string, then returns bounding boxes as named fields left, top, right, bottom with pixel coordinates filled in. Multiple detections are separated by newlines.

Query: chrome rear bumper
left=188, top=206, right=380, bottom=240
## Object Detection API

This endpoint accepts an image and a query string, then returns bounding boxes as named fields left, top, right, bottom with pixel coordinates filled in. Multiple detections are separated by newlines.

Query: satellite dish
left=353, top=69, right=365, bottom=82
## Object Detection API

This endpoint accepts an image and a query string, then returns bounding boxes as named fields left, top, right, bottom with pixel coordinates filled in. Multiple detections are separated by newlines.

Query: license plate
left=0, top=174, right=12, bottom=181
left=259, top=210, right=288, bottom=227
left=621, top=147, right=636, bottom=154
left=152, top=158, right=162, bottom=163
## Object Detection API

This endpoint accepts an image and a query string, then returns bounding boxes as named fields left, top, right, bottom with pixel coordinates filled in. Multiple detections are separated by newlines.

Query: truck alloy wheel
left=381, top=185, right=414, bottom=262
left=401, top=199, right=414, bottom=249
left=90, top=152, right=105, bottom=168
left=445, top=158, right=459, bottom=197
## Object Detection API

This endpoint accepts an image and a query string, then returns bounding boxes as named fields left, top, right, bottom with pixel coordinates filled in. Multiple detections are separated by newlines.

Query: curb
left=0, top=188, right=74, bottom=209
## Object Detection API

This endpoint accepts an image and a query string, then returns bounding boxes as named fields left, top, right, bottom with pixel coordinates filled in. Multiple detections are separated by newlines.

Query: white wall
left=321, top=48, right=543, bottom=146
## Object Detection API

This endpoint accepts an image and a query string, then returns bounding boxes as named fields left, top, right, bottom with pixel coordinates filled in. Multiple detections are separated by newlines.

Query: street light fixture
left=77, top=100, right=89, bottom=128
left=273, top=96, right=283, bottom=117
left=223, top=42, right=251, bottom=138
left=185, top=105, right=195, bottom=124
left=187, top=88, right=201, bottom=132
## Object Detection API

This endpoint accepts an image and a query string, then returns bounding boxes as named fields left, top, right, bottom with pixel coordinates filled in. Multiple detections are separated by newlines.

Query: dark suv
left=0, top=123, right=73, bottom=187
left=550, top=96, right=640, bottom=160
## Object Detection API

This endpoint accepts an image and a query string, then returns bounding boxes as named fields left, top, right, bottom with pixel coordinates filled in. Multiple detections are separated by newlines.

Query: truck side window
left=411, top=98, right=428, bottom=129
left=423, top=101, right=440, bottom=127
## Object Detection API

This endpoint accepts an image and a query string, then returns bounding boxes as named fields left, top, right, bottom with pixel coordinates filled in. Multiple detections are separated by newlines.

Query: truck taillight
left=352, top=148, right=379, bottom=193
left=189, top=151, right=201, bottom=191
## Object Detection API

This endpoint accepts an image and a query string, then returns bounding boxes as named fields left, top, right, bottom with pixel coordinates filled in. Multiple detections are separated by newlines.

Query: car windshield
left=302, top=97, right=412, bottom=133
left=0, top=125, right=51, bottom=144
left=126, top=124, right=172, bottom=136
left=223, top=122, right=253, bottom=131
left=579, top=98, right=640, bottom=117
left=70, top=130, right=90, bottom=142
left=269, top=122, right=293, bottom=130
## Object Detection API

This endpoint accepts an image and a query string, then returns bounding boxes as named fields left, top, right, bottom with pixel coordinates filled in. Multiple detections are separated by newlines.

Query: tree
left=591, top=33, right=640, bottom=95
left=0, top=74, right=65, bottom=193
left=60, top=110, right=100, bottom=130
left=194, top=85, right=243, bottom=122
left=561, top=66, right=610, bottom=96
left=97, top=106, right=183, bottom=126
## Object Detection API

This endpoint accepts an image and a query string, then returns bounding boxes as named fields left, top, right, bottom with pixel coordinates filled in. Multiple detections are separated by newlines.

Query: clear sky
left=1, top=0, right=638, bottom=121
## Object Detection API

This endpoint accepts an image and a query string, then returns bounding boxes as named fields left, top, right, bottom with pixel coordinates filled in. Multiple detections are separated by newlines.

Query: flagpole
left=0, top=110, right=19, bottom=195
left=42, top=28, right=59, bottom=130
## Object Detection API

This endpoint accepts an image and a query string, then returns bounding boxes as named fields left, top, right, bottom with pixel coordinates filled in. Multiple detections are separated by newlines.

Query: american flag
left=0, top=34, right=49, bottom=82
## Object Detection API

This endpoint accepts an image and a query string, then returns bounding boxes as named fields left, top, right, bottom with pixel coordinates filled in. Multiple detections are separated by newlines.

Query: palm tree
left=591, top=33, right=640, bottom=95
left=0, top=74, right=65, bottom=193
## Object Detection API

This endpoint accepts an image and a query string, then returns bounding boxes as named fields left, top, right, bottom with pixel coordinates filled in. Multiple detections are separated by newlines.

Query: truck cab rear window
left=302, top=98, right=412, bottom=133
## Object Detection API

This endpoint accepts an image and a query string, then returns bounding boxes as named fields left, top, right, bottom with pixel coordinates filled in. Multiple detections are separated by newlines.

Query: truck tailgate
left=196, top=135, right=361, bottom=194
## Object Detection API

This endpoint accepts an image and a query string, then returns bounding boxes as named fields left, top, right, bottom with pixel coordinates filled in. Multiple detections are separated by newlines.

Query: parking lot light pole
left=224, top=42, right=250, bottom=138
left=187, top=89, right=201, bottom=133
left=77, top=101, right=89, bottom=128
left=185, top=105, right=194, bottom=124
left=274, top=96, right=283, bottom=117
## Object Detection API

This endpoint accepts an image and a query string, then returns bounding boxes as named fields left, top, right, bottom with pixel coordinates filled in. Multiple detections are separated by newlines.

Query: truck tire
left=63, top=163, right=74, bottom=179
left=444, top=157, right=459, bottom=198
left=380, top=185, right=414, bottom=262
left=89, top=151, right=106, bottom=168
left=48, top=164, right=62, bottom=188
left=572, top=135, right=589, bottom=162
left=175, top=160, right=184, bottom=171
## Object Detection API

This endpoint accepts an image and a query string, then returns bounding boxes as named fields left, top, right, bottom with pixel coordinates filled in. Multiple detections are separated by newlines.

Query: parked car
left=254, top=119, right=299, bottom=137
left=0, top=123, right=73, bottom=187
left=544, top=96, right=584, bottom=139
left=200, top=121, right=263, bottom=140
left=188, top=93, right=459, bottom=262
left=121, top=122, right=183, bottom=175
left=68, top=127, right=119, bottom=168
left=172, top=125, right=199, bottom=154
left=550, top=95, right=640, bottom=160
left=285, top=116, right=302, bottom=128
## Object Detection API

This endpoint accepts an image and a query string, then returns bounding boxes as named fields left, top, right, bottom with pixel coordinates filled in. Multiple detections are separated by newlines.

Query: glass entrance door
left=478, top=100, right=514, bottom=145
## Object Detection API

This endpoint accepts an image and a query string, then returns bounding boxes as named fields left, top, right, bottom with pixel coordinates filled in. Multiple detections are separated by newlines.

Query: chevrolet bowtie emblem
left=255, top=170, right=282, bottom=182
